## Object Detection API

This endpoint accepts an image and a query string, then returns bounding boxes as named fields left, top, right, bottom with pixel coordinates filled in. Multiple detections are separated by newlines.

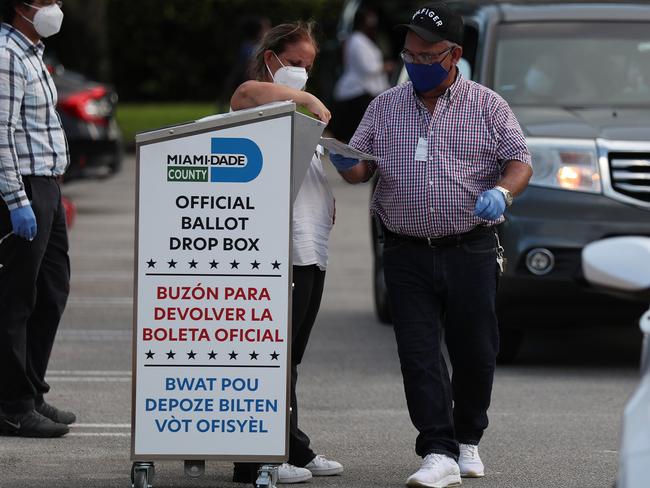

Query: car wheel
left=371, top=209, right=392, bottom=325
left=373, top=260, right=392, bottom=324
left=110, top=135, right=124, bottom=175
left=497, top=326, right=523, bottom=363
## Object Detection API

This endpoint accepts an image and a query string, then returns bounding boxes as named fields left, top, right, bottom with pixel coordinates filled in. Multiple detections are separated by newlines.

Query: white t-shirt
left=334, top=31, right=390, bottom=101
left=292, top=146, right=335, bottom=271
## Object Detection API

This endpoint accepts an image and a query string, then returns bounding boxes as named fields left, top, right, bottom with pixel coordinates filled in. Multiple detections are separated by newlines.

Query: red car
left=47, top=62, right=122, bottom=229
left=48, top=61, right=124, bottom=181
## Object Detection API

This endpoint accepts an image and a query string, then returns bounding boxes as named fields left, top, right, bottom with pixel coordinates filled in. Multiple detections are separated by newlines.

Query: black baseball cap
left=397, top=3, right=464, bottom=45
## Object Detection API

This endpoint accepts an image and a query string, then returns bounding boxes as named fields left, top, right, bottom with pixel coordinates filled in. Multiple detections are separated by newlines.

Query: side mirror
left=582, top=237, right=650, bottom=301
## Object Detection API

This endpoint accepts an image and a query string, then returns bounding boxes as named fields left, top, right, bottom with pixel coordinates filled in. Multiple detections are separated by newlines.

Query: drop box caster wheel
left=255, top=464, right=279, bottom=488
left=131, top=462, right=155, bottom=488
left=184, top=460, right=205, bottom=478
left=133, top=470, right=147, bottom=488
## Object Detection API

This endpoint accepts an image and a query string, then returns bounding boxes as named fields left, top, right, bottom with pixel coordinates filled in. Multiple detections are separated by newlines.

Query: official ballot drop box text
left=132, top=102, right=325, bottom=461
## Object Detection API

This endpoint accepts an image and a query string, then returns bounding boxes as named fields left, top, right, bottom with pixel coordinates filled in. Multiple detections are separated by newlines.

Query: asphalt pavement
left=0, top=155, right=643, bottom=488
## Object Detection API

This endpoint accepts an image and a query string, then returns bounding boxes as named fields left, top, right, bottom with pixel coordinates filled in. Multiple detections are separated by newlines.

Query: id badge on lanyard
left=415, top=137, right=428, bottom=162
left=415, top=102, right=432, bottom=163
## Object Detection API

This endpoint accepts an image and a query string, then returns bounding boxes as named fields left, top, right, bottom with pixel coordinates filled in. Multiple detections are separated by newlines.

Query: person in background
left=328, top=3, right=533, bottom=487
left=0, top=0, right=76, bottom=438
left=230, top=21, right=343, bottom=485
left=331, top=7, right=393, bottom=142
left=221, top=15, right=271, bottom=100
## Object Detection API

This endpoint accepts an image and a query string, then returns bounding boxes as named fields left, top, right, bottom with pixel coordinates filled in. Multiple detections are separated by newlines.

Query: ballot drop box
left=131, top=102, right=325, bottom=488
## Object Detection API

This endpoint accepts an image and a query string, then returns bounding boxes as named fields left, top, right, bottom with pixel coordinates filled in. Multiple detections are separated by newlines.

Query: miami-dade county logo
left=166, top=138, right=263, bottom=183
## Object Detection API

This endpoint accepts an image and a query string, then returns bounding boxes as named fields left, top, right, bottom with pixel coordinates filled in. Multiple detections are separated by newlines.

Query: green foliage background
left=45, top=0, right=344, bottom=102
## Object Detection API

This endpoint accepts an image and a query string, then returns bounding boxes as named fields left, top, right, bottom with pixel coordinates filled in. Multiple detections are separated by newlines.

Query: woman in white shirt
left=230, top=21, right=341, bottom=485
left=332, top=8, right=392, bottom=141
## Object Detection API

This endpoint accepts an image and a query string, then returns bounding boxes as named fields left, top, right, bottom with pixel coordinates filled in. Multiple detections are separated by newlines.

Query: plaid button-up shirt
left=350, top=73, right=531, bottom=238
left=0, top=23, right=68, bottom=210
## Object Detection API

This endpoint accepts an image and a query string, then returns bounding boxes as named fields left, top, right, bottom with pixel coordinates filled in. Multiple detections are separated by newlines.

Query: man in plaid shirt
left=0, top=0, right=74, bottom=439
left=330, top=3, right=532, bottom=487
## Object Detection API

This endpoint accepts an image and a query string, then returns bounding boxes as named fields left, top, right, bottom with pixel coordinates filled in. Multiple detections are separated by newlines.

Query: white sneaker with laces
left=305, top=454, right=344, bottom=476
left=277, top=463, right=312, bottom=484
left=406, top=453, right=461, bottom=488
left=458, top=444, right=485, bottom=478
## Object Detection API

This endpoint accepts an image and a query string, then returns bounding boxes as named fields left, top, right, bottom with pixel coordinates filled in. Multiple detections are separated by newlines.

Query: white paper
left=319, top=137, right=378, bottom=161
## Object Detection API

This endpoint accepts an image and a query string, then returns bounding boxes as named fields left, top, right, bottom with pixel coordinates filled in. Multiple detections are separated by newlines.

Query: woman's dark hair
left=353, top=7, right=378, bottom=31
left=250, top=21, right=319, bottom=81
left=1, top=0, right=31, bottom=23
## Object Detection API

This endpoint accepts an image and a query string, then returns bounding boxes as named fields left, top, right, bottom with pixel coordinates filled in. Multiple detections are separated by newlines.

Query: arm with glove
left=0, top=50, right=37, bottom=241
left=475, top=99, right=534, bottom=220
left=327, top=96, right=378, bottom=184
left=328, top=153, right=375, bottom=184
left=473, top=160, right=533, bottom=220
left=9, top=206, right=37, bottom=241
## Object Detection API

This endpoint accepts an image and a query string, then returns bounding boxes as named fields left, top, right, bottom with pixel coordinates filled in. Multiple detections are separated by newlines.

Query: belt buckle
left=426, top=237, right=437, bottom=248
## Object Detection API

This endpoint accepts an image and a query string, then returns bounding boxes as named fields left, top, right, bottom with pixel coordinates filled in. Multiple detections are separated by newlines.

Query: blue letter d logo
left=210, top=138, right=263, bottom=183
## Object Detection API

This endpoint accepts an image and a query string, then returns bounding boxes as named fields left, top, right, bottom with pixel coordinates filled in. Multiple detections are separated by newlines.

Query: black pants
left=234, top=264, right=325, bottom=479
left=382, top=230, right=499, bottom=460
left=0, top=177, right=70, bottom=414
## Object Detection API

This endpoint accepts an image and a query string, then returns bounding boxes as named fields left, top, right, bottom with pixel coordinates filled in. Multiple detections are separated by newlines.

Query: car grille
left=609, top=153, right=650, bottom=203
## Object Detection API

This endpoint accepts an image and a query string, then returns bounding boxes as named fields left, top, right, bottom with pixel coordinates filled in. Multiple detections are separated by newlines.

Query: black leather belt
left=383, top=225, right=494, bottom=248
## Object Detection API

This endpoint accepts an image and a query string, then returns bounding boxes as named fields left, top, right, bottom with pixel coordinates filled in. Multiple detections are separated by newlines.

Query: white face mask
left=266, top=52, right=308, bottom=91
left=22, top=3, right=64, bottom=38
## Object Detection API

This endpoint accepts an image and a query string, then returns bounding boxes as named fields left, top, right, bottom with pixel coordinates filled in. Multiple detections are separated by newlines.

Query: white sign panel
left=133, top=112, right=292, bottom=460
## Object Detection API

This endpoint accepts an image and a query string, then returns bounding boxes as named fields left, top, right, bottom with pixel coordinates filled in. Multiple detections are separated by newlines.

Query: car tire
left=373, top=261, right=392, bottom=324
left=371, top=207, right=393, bottom=325
left=110, top=135, right=124, bottom=175
left=497, top=326, right=523, bottom=363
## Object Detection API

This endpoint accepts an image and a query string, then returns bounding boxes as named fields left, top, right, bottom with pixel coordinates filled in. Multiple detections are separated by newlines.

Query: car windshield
left=494, top=22, right=650, bottom=107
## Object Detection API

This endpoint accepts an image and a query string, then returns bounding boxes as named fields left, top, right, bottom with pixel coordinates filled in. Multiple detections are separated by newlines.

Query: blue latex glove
left=474, top=189, right=506, bottom=220
left=329, top=152, right=360, bottom=171
left=10, top=205, right=37, bottom=241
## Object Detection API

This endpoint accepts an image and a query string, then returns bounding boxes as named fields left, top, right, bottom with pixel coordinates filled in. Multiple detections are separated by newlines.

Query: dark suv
left=339, top=0, right=650, bottom=360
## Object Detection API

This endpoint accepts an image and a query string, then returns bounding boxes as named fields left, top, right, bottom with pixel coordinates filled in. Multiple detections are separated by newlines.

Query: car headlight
left=526, top=138, right=601, bottom=193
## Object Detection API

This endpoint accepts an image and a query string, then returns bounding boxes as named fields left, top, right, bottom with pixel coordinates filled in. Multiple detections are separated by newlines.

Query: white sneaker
left=277, top=463, right=312, bottom=484
left=305, top=454, right=344, bottom=476
left=406, top=453, right=461, bottom=488
left=458, top=444, right=485, bottom=478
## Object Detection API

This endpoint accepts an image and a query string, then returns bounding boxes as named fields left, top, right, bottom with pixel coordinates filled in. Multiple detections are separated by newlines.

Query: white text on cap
left=413, top=8, right=444, bottom=27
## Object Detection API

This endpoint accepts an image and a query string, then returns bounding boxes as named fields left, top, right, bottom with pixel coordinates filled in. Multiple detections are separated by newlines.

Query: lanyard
left=414, top=86, right=455, bottom=139
left=415, top=98, right=433, bottom=140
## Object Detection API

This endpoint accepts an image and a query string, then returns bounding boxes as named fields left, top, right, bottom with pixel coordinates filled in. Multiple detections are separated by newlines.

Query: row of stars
left=144, top=350, right=280, bottom=361
left=146, top=259, right=282, bottom=270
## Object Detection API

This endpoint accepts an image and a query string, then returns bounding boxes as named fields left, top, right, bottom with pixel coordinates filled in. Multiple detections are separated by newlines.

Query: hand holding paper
left=330, top=153, right=360, bottom=171
left=319, top=137, right=377, bottom=161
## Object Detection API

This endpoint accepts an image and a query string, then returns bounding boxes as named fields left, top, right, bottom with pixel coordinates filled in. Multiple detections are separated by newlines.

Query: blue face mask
left=405, top=61, right=449, bottom=93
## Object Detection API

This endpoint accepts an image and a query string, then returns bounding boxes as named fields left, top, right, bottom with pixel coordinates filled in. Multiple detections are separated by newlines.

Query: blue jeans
left=382, top=228, right=499, bottom=460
